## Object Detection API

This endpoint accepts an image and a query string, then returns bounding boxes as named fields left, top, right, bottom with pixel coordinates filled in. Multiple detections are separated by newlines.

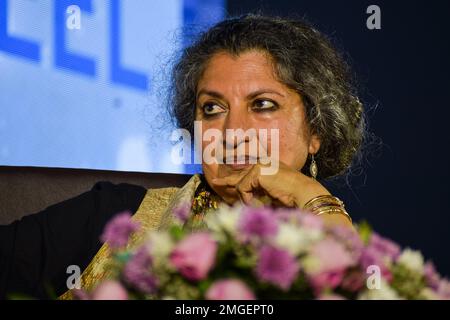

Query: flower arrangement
left=77, top=204, right=450, bottom=300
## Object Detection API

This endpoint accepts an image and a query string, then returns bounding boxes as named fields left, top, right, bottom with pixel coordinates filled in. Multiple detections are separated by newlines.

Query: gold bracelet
left=303, top=195, right=352, bottom=224
left=303, top=195, right=344, bottom=210
left=307, top=202, right=342, bottom=213
left=314, top=207, right=352, bottom=224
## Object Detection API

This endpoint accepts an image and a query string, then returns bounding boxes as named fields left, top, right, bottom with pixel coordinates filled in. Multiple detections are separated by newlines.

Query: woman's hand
left=211, top=162, right=328, bottom=208
left=211, top=162, right=352, bottom=227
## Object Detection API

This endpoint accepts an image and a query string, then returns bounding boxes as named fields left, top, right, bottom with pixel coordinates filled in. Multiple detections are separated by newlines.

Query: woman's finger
left=235, top=166, right=262, bottom=205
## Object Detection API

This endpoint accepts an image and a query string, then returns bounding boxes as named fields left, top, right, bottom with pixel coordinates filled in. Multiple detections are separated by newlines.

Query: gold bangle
left=314, top=207, right=352, bottom=224
left=303, top=195, right=352, bottom=224
left=307, top=202, right=342, bottom=213
left=303, top=195, right=344, bottom=210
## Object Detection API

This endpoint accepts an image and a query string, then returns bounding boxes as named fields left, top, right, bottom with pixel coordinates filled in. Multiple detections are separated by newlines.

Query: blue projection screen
left=0, top=0, right=224, bottom=173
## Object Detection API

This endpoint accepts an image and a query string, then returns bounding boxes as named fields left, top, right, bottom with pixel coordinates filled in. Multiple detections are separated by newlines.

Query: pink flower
left=330, top=225, right=364, bottom=260
left=436, top=278, right=450, bottom=300
left=72, top=289, right=90, bottom=300
left=256, top=245, right=299, bottom=291
left=170, top=232, right=217, bottom=281
left=306, top=238, right=354, bottom=294
left=368, top=233, right=401, bottom=260
left=309, top=238, right=355, bottom=274
left=100, top=211, right=140, bottom=250
left=274, top=209, right=323, bottom=230
left=309, top=270, right=345, bottom=294
left=359, top=233, right=400, bottom=282
left=205, top=279, right=256, bottom=300
left=299, top=212, right=324, bottom=230
left=92, top=280, right=128, bottom=300
left=340, top=270, right=366, bottom=292
left=360, top=248, right=392, bottom=282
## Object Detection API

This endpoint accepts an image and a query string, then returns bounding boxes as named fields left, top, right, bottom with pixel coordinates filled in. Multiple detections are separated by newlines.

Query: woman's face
left=195, top=50, right=320, bottom=204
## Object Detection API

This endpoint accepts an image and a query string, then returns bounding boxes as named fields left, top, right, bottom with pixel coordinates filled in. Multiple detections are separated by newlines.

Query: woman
left=0, top=14, right=365, bottom=299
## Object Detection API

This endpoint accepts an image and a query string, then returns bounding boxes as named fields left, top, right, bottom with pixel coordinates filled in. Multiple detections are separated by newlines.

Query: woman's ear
left=308, top=134, right=321, bottom=154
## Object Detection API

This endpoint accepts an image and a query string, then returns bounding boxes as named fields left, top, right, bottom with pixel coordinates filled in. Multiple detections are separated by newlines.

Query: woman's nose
left=224, top=104, right=248, bottom=128
left=223, top=107, right=251, bottom=148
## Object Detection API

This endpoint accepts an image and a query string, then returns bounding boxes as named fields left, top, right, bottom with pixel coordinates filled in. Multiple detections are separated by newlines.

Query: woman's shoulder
left=88, top=180, right=148, bottom=213
left=34, top=180, right=150, bottom=226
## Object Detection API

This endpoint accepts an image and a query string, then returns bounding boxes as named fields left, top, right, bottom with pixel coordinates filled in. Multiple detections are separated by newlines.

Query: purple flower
left=273, top=208, right=302, bottom=224
left=369, top=233, right=401, bottom=260
left=360, top=246, right=392, bottom=282
left=100, top=211, right=140, bottom=250
left=359, top=233, right=401, bottom=282
left=173, top=202, right=191, bottom=223
left=424, top=261, right=441, bottom=290
left=238, top=207, right=278, bottom=242
left=256, top=245, right=299, bottom=291
left=330, top=226, right=364, bottom=260
left=170, top=232, right=217, bottom=281
left=123, top=246, right=158, bottom=294
left=206, top=279, right=256, bottom=300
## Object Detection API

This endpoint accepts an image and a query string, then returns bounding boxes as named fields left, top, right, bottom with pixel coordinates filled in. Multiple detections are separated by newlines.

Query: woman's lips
left=223, top=155, right=258, bottom=170
left=225, top=163, right=253, bottom=170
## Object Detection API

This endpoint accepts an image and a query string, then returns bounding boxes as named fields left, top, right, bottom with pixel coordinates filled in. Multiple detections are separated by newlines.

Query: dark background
left=225, top=0, right=450, bottom=275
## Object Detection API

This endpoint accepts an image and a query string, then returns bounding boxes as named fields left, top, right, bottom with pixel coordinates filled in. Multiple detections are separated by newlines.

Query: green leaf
left=390, top=263, right=426, bottom=299
left=169, top=225, right=184, bottom=241
left=357, top=220, right=373, bottom=245
left=198, top=279, right=212, bottom=295
left=115, top=251, right=132, bottom=264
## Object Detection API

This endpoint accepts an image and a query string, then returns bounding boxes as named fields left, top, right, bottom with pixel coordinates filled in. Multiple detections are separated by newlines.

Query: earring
left=309, top=154, right=318, bottom=179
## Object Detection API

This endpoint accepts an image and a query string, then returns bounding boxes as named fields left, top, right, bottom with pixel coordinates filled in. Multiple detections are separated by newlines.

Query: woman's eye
left=202, top=103, right=224, bottom=115
left=253, top=99, right=278, bottom=111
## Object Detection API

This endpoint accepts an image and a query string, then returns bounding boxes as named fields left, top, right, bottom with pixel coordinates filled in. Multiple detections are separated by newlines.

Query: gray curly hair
left=168, top=14, right=366, bottom=179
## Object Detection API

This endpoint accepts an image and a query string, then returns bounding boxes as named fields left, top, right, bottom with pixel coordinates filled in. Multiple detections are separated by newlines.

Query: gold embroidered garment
left=59, top=174, right=203, bottom=299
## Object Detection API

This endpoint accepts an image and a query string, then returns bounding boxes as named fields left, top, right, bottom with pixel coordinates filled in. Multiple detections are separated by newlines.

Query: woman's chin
left=205, top=165, right=255, bottom=205
left=216, top=188, right=240, bottom=206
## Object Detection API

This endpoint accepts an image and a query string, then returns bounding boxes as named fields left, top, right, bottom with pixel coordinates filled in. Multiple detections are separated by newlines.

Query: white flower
left=358, top=279, right=402, bottom=300
left=205, top=204, right=240, bottom=236
left=397, top=248, right=424, bottom=274
left=274, top=224, right=320, bottom=255
left=420, top=288, right=440, bottom=300
left=302, top=255, right=321, bottom=274
left=300, top=227, right=323, bottom=243
left=145, top=231, right=174, bottom=258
